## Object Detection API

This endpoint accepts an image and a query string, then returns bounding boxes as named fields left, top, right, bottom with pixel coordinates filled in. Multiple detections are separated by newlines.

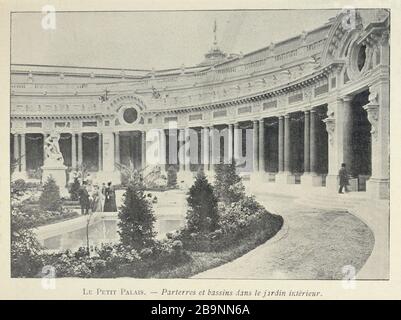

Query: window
left=357, top=45, right=367, bottom=71
left=123, top=108, right=138, bottom=124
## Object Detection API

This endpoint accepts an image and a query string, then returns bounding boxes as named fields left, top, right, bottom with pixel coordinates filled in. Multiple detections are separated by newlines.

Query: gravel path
left=193, top=193, right=374, bottom=280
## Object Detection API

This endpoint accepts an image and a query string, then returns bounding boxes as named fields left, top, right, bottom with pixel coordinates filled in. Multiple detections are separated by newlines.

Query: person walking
left=78, top=181, right=90, bottom=215
left=104, top=181, right=117, bottom=212
left=338, top=163, right=349, bottom=194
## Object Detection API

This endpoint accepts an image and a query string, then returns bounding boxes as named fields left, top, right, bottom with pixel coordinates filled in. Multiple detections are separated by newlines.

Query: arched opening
left=350, top=90, right=371, bottom=190
left=315, top=105, right=329, bottom=175
left=82, top=132, right=99, bottom=171
left=119, top=131, right=142, bottom=170
left=26, top=133, right=44, bottom=174
left=264, top=117, right=279, bottom=173
left=59, top=133, right=72, bottom=168
left=290, top=112, right=304, bottom=182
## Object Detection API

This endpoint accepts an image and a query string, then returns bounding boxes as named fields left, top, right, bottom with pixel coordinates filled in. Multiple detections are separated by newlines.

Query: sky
left=11, top=10, right=338, bottom=70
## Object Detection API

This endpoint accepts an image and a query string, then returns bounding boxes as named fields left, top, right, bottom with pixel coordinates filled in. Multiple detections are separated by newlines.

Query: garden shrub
left=39, top=176, right=62, bottom=212
left=213, top=160, right=245, bottom=205
left=185, top=170, right=219, bottom=234
left=118, top=178, right=156, bottom=251
left=11, top=184, right=44, bottom=278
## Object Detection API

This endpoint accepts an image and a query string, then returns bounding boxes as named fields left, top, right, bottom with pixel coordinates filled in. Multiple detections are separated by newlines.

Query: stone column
left=277, top=114, right=295, bottom=184
left=364, top=81, right=389, bottom=199
left=77, top=133, right=83, bottom=167
left=284, top=114, right=291, bottom=173
left=259, top=118, right=265, bottom=172
left=233, top=122, right=241, bottom=162
left=203, top=127, right=210, bottom=171
left=303, top=110, right=310, bottom=173
left=310, top=109, right=317, bottom=174
left=302, top=108, right=323, bottom=186
left=228, top=123, right=234, bottom=163
left=98, top=133, right=103, bottom=171
left=20, top=133, right=26, bottom=172
left=114, top=132, right=120, bottom=166
left=278, top=116, right=284, bottom=172
left=252, top=120, right=259, bottom=172
left=209, top=126, right=215, bottom=170
left=184, top=128, right=191, bottom=171
left=340, top=96, right=353, bottom=170
left=178, top=129, right=185, bottom=172
left=141, top=131, right=146, bottom=170
left=325, top=96, right=353, bottom=192
left=71, top=133, right=77, bottom=169
left=13, top=134, right=19, bottom=171
left=100, top=131, right=119, bottom=183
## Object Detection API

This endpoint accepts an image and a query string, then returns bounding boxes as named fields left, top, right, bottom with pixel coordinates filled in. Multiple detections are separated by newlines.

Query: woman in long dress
left=104, top=182, right=117, bottom=212
left=91, top=185, right=103, bottom=212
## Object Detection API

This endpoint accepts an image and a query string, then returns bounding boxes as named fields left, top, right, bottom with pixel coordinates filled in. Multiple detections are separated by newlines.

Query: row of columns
left=153, top=109, right=320, bottom=176
left=12, top=110, right=321, bottom=177
left=12, top=132, right=104, bottom=172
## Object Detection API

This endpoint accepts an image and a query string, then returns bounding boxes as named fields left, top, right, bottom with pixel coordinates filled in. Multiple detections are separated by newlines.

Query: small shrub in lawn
left=118, top=178, right=156, bottom=252
left=39, top=176, right=62, bottom=212
left=185, top=170, right=219, bottom=234
left=213, top=160, right=245, bottom=205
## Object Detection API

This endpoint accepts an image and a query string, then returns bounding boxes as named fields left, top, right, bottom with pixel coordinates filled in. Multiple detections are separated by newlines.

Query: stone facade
left=10, top=9, right=390, bottom=199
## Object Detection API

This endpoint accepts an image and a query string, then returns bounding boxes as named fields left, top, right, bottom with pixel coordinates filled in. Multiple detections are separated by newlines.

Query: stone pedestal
left=325, top=174, right=339, bottom=192
left=42, top=165, right=69, bottom=198
left=250, top=172, right=268, bottom=184
left=275, top=172, right=296, bottom=184
left=366, top=178, right=389, bottom=199
left=300, top=173, right=323, bottom=187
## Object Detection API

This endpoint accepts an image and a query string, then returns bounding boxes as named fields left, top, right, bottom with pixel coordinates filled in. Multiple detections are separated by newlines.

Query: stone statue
left=44, top=133, right=64, bottom=166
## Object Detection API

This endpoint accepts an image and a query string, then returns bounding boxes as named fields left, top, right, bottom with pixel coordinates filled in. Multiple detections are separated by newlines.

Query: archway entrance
left=314, top=105, right=328, bottom=176
left=26, top=133, right=44, bottom=173
left=350, top=90, right=371, bottom=191
left=82, top=132, right=99, bottom=171
left=59, top=133, right=72, bottom=168
left=264, top=117, right=279, bottom=173
left=120, top=131, right=143, bottom=170
left=290, top=111, right=305, bottom=182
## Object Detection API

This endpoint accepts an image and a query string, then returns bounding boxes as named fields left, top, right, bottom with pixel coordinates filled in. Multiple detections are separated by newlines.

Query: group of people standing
left=78, top=181, right=117, bottom=215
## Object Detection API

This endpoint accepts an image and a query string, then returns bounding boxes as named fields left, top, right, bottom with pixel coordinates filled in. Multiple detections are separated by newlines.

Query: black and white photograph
left=5, top=3, right=393, bottom=291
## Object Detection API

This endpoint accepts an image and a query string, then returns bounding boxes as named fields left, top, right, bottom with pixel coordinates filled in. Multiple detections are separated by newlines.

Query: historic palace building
left=10, top=9, right=390, bottom=199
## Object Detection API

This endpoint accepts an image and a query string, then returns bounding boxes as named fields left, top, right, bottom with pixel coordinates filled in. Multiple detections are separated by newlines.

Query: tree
left=11, top=181, right=43, bottom=277
left=39, top=176, right=62, bottom=212
left=213, top=159, right=245, bottom=205
left=186, top=169, right=219, bottom=233
left=117, top=177, right=156, bottom=251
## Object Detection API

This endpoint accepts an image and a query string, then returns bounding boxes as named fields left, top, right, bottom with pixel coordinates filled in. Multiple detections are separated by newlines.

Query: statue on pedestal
left=42, top=133, right=68, bottom=197
left=44, top=133, right=64, bottom=166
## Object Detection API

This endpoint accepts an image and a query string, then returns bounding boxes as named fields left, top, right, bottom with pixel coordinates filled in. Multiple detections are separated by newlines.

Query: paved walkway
left=194, top=192, right=375, bottom=280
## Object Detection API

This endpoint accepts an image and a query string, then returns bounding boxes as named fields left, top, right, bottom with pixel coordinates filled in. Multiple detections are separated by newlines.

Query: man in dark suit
left=78, top=181, right=90, bottom=215
left=338, top=163, right=349, bottom=194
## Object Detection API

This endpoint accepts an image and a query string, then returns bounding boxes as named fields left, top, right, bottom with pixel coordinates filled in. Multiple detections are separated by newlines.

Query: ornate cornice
left=144, top=62, right=343, bottom=116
